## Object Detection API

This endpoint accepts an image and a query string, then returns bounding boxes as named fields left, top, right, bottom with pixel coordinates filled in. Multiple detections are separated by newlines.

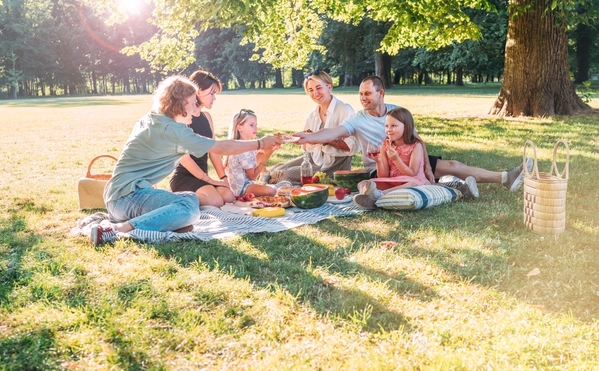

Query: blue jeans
left=107, top=187, right=200, bottom=232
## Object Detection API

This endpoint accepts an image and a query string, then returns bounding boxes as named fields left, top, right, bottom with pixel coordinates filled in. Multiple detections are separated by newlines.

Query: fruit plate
left=327, top=194, right=352, bottom=203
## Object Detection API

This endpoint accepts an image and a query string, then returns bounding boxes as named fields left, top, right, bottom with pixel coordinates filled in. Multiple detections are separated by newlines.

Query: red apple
left=335, top=187, right=346, bottom=200
left=344, top=188, right=351, bottom=195
left=236, top=196, right=245, bottom=202
left=312, top=175, right=320, bottom=184
left=243, top=192, right=255, bottom=202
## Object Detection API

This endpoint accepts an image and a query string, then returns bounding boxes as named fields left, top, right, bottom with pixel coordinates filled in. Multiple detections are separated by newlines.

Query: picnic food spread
left=290, top=184, right=329, bottom=209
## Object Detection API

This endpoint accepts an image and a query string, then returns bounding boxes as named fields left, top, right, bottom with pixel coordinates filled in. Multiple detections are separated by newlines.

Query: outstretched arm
left=210, top=136, right=282, bottom=156
left=295, top=125, right=350, bottom=145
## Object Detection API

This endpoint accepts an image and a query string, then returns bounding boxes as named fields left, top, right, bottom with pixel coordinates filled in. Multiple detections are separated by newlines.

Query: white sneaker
left=458, top=176, right=479, bottom=199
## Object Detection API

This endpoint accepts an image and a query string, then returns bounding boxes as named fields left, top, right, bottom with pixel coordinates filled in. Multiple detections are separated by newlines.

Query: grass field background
left=1, top=85, right=599, bottom=370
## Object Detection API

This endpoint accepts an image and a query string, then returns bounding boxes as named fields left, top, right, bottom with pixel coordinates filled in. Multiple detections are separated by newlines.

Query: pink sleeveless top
left=372, top=142, right=430, bottom=189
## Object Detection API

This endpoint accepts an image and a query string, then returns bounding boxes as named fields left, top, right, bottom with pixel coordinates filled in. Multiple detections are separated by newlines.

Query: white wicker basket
left=522, top=140, right=569, bottom=235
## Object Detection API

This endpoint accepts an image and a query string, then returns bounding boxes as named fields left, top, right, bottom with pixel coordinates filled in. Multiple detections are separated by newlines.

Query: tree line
left=1, top=0, right=597, bottom=100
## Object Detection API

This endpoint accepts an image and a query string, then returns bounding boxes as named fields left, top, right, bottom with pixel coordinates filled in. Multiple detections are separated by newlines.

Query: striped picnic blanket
left=72, top=202, right=369, bottom=243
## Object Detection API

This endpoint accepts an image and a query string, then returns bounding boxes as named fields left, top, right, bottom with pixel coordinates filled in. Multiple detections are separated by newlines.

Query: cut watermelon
left=333, top=169, right=370, bottom=192
left=290, top=184, right=329, bottom=209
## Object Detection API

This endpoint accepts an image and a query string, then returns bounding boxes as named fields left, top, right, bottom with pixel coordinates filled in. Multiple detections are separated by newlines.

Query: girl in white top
left=224, top=109, right=279, bottom=197
left=269, top=70, right=359, bottom=185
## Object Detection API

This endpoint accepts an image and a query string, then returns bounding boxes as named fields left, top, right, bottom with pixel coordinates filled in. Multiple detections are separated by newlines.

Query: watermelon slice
left=333, top=169, right=370, bottom=192
left=290, top=184, right=329, bottom=209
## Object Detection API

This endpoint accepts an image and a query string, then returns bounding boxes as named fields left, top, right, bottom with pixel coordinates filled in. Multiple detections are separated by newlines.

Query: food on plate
left=276, top=186, right=293, bottom=197
left=333, top=169, right=370, bottom=192
left=289, top=184, right=329, bottom=209
left=250, top=195, right=291, bottom=208
left=273, top=132, right=299, bottom=142
left=252, top=207, right=286, bottom=218
left=243, top=192, right=255, bottom=202
left=235, top=196, right=245, bottom=202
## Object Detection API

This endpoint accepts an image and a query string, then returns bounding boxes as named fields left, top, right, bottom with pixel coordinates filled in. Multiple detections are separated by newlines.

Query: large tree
left=489, top=0, right=593, bottom=116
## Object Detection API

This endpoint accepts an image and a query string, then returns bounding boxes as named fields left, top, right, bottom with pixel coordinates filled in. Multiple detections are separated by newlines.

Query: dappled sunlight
left=7, top=303, right=84, bottom=330
left=228, top=239, right=271, bottom=261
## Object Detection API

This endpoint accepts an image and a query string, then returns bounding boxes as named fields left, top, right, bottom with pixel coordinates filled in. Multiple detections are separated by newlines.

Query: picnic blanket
left=71, top=202, right=369, bottom=243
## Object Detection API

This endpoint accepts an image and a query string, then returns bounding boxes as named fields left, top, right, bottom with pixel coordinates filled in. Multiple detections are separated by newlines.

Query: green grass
left=1, top=89, right=599, bottom=370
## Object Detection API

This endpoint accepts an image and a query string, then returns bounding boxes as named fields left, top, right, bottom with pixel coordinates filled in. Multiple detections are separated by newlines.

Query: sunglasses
left=238, top=108, right=255, bottom=116
left=305, top=70, right=320, bottom=79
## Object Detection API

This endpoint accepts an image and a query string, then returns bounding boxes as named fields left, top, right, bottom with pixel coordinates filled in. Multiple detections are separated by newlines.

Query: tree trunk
left=124, top=71, right=131, bottom=94
left=417, top=71, right=424, bottom=86
left=574, top=23, right=591, bottom=84
left=291, top=69, right=303, bottom=87
left=91, top=71, right=98, bottom=94
left=490, top=0, right=591, bottom=116
left=273, top=68, right=284, bottom=88
left=455, top=66, right=464, bottom=86
left=235, top=75, right=246, bottom=89
left=375, top=51, right=393, bottom=89
left=342, top=73, right=355, bottom=87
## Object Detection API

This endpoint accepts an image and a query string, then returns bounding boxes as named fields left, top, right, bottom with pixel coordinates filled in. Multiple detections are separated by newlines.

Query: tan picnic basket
left=522, top=140, right=569, bottom=235
left=77, top=155, right=117, bottom=210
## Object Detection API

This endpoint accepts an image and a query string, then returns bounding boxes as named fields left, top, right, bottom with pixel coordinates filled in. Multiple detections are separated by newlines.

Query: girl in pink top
left=353, top=107, right=430, bottom=209
left=372, top=107, right=430, bottom=189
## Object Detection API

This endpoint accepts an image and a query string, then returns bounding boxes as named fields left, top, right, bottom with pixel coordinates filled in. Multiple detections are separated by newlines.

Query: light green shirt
left=104, top=112, right=215, bottom=203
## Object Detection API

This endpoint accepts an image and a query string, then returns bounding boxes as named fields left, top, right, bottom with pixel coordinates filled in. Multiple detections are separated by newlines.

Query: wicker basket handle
left=523, top=140, right=539, bottom=179
left=550, top=140, right=569, bottom=180
left=86, top=155, right=118, bottom=180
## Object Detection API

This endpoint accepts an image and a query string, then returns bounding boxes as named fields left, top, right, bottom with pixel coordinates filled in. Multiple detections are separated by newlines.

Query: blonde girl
left=224, top=109, right=279, bottom=197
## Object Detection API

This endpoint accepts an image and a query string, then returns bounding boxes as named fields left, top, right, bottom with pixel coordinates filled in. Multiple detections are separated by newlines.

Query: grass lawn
left=1, top=85, right=599, bottom=370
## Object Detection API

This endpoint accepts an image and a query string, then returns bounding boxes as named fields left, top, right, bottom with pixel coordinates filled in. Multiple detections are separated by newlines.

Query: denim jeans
left=107, top=187, right=200, bottom=232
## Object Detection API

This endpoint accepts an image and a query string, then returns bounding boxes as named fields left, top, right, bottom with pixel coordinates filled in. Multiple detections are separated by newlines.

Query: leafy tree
left=5, top=53, right=22, bottom=99
left=87, top=0, right=489, bottom=70
left=314, top=18, right=374, bottom=86
left=186, top=27, right=274, bottom=90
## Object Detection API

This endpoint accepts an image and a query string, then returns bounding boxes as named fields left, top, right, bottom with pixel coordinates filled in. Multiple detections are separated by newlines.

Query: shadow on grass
left=0, top=328, right=61, bottom=371
left=150, top=217, right=434, bottom=334
left=0, top=200, right=45, bottom=305
left=0, top=200, right=62, bottom=370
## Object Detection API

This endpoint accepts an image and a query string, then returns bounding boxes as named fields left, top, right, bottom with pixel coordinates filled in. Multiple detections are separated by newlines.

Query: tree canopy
left=88, top=0, right=493, bottom=71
